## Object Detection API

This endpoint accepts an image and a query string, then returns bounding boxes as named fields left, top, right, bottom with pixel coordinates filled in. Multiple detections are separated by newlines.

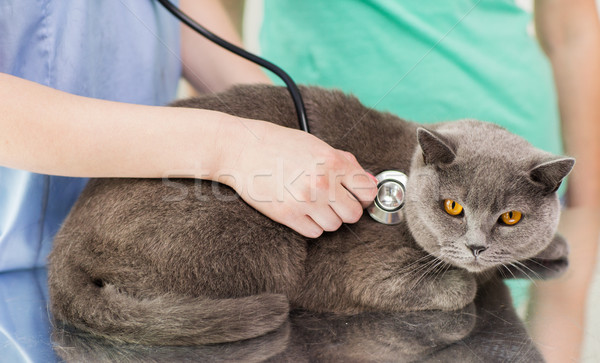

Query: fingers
left=328, top=183, right=364, bottom=224
left=289, top=204, right=352, bottom=239
left=230, top=124, right=378, bottom=237
left=288, top=215, right=325, bottom=239
left=285, top=150, right=376, bottom=237
left=308, top=206, right=344, bottom=233
left=338, top=151, right=378, bottom=208
left=299, top=159, right=373, bottom=237
left=281, top=188, right=361, bottom=238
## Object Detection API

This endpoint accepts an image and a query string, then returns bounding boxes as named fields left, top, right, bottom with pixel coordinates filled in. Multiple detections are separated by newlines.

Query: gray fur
left=405, top=120, right=573, bottom=274
left=51, top=279, right=540, bottom=362
left=48, top=85, right=573, bottom=346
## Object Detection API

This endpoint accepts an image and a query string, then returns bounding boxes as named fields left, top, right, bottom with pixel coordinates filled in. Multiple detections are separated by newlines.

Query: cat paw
left=429, top=269, right=477, bottom=311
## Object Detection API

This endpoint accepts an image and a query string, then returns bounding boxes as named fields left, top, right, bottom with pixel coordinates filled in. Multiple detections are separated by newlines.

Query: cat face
left=404, top=121, right=574, bottom=273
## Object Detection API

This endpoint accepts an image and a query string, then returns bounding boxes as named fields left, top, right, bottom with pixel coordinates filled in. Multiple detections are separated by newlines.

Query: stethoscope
left=157, top=0, right=407, bottom=225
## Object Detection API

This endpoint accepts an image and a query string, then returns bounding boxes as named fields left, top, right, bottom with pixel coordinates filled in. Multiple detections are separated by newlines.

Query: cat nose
left=467, top=244, right=487, bottom=257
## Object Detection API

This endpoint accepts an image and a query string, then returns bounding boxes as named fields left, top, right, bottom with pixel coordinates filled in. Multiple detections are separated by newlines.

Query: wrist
left=205, top=114, right=260, bottom=189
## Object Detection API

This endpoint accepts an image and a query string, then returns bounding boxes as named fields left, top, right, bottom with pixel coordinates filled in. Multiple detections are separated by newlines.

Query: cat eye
left=443, top=199, right=463, bottom=216
left=499, top=210, right=522, bottom=226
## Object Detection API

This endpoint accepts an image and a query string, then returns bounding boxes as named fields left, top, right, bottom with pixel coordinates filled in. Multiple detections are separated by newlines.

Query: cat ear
left=417, top=128, right=457, bottom=165
left=529, top=157, right=575, bottom=193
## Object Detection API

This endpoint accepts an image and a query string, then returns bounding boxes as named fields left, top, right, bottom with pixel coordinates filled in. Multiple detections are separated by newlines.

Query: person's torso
left=260, top=0, right=562, bottom=155
left=0, top=0, right=181, bottom=271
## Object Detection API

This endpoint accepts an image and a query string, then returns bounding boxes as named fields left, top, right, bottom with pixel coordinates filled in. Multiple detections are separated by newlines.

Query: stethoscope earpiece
left=367, top=170, right=408, bottom=225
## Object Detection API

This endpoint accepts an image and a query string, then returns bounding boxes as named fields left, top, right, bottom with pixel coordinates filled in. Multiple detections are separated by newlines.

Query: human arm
left=173, top=1, right=377, bottom=232
left=179, top=0, right=270, bottom=93
left=529, top=1, right=600, bottom=361
left=0, top=73, right=376, bottom=237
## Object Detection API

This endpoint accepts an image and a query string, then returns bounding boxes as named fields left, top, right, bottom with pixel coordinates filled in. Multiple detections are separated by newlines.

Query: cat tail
left=49, top=267, right=290, bottom=346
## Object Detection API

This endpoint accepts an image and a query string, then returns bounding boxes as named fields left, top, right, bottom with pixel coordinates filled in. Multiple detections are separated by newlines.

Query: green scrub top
left=260, top=0, right=563, bottom=311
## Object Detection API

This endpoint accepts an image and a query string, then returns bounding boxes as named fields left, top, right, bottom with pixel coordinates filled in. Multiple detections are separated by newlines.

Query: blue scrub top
left=0, top=0, right=181, bottom=272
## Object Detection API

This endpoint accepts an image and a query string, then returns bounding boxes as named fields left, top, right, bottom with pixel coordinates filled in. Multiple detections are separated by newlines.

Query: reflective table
left=0, top=268, right=542, bottom=362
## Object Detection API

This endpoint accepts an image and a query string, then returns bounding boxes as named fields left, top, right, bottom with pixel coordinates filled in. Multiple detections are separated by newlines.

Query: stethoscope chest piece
left=367, top=170, right=408, bottom=225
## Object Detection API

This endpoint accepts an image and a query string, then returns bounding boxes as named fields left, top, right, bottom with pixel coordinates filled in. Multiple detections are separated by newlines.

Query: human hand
left=215, top=118, right=378, bottom=238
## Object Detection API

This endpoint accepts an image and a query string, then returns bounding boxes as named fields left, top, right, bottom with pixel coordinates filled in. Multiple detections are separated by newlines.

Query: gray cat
left=48, top=85, right=573, bottom=346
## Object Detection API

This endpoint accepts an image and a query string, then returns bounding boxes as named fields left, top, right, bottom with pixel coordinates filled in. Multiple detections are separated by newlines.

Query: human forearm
left=552, top=46, right=600, bottom=209
left=179, top=0, right=270, bottom=93
left=0, top=72, right=239, bottom=178
left=535, top=0, right=600, bottom=208
left=527, top=208, right=600, bottom=362
left=535, top=0, right=600, bottom=297
left=0, top=74, right=377, bottom=237
left=530, top=2, right=600, bottom=361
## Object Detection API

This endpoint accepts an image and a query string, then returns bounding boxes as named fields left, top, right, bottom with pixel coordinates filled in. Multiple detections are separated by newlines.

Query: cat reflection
left=52, top=280, right=542, bottom=363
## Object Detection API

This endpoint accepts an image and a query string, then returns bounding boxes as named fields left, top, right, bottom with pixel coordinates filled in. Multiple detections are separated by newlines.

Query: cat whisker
left=409, top=258, right=441, bottom=280
left=429, top=258, right=448, bottom=283
left=496, top=266, right=508, bottom=279
left=512, top=260, right=542, bottom=280
left=507, top=262, right=538, bottom=285
left=406, top=257, right=442, bottom=291
left=395, top=254, right=438, bottom=273
left=524, top=257, right=557, bottom=272
left=502, top=264, right=517, bottom=279
left=498, top=263, right=517, bottom=280
left=478, top=268, right=495, bottom=282
left=499, top=267, right=510, bottom=280
left=433, top=260, right=453, bottom=283
left=406, top=253, right=452, bottom=292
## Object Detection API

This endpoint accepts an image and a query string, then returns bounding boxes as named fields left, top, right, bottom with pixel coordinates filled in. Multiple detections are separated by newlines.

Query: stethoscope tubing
left=156, top=0, right=407, bottom=225
left=156, top=0, right=310, bottom=133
